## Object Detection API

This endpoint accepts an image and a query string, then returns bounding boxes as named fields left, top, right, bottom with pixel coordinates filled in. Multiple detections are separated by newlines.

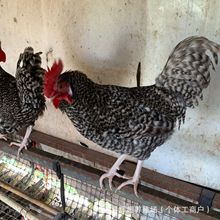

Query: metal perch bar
left=0, top=179, right=59, bottom=216
left=0, top=190, right=39, bottom=220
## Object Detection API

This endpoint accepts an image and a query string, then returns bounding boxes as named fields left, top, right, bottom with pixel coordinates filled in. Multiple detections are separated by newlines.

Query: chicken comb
left=0, top=41, right=6, bottom=63
left=44, top=59, right=63, bottom=98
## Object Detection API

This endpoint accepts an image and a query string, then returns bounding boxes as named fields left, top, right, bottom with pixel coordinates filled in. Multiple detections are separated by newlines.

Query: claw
left=10, top=142, right=27, bottom=150
left=116, top=160, right=143, bottom=197
left=99, top=154, right=127, bottom=190
left=9, top=125, right=33, bottom=159
left=10, top=142, right=27, bottom=159
left=116, top=178, right=139, bottom=197
left=0, top=134, right=7, bottom=141
left=99, top=169, right=127, bottom=190
left=99, top=156, right=144, bottom=197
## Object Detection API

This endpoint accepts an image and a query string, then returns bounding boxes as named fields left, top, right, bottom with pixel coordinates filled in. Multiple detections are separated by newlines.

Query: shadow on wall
left=53, top=0, right=147, bottom=86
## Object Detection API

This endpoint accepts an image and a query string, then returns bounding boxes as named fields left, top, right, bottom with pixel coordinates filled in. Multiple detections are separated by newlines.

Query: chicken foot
left=116, top=160, right=143, bottom=197
left=10, top=125, right=33, bottom=158
left=99, top=154, right=128, bottom=190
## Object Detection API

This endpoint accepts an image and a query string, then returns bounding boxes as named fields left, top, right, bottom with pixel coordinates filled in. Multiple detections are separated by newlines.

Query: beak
left=51, top=93, right=74, bottom=109
left=64, top=94, right=74, bottom=104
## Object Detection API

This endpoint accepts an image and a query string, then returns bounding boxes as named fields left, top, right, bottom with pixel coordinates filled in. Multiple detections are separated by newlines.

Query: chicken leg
left=99, top=154, right=128, bottom=190
left=10, top=125, right=33, bottom=158
left=116, top=160, right=143, bottom=197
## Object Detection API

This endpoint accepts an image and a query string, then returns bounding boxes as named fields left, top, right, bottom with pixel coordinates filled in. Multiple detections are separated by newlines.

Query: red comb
left=0, top=42, right=6, bottom=63
left=44, top=59, right=63, bottom=98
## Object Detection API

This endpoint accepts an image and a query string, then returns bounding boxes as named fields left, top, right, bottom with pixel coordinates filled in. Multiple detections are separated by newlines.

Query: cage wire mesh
left=0, top=200, right=22, bottom=220
left=0, top=151, right=192, bottom=220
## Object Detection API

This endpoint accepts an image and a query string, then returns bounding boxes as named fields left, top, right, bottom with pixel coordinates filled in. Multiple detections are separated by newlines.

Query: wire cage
left=0, top=201, right=22, bottom=220
left=0, top=151, right=197, bottom=220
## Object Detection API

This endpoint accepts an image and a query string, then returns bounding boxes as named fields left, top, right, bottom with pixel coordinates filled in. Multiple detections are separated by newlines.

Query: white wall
left=1, top=0, right=220, bottom=190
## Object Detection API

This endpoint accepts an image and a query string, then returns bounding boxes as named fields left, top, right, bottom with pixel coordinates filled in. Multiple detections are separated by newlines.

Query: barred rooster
left=44, top=36, right=220, bottom=196
left=0, top=43, right=45, bottom=158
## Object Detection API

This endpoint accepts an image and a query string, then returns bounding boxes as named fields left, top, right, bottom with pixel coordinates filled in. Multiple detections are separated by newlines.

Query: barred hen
left=0, top=43, right=45, bottom=158
left=44, top=36, right=220, bottom=196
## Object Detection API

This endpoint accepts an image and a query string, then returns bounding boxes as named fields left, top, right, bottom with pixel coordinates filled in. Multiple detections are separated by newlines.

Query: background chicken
left=44, top=36, right=220, bottom=196
left=0, top=43, right=45, bottom=158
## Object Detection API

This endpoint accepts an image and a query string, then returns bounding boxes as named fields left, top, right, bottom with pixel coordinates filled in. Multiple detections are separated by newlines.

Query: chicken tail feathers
left=15, top=47, right=46, bottom=111
left=17, top=47, right=42, bottom=69
left=155, top=36, right=220, bottom=108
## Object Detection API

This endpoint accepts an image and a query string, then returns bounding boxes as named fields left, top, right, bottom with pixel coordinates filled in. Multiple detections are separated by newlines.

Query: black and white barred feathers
left=57, top=36, right=220, bottom=160
left=156, top=36, right=220, bottom=107
left=0, top=47, right=45, bottom=135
